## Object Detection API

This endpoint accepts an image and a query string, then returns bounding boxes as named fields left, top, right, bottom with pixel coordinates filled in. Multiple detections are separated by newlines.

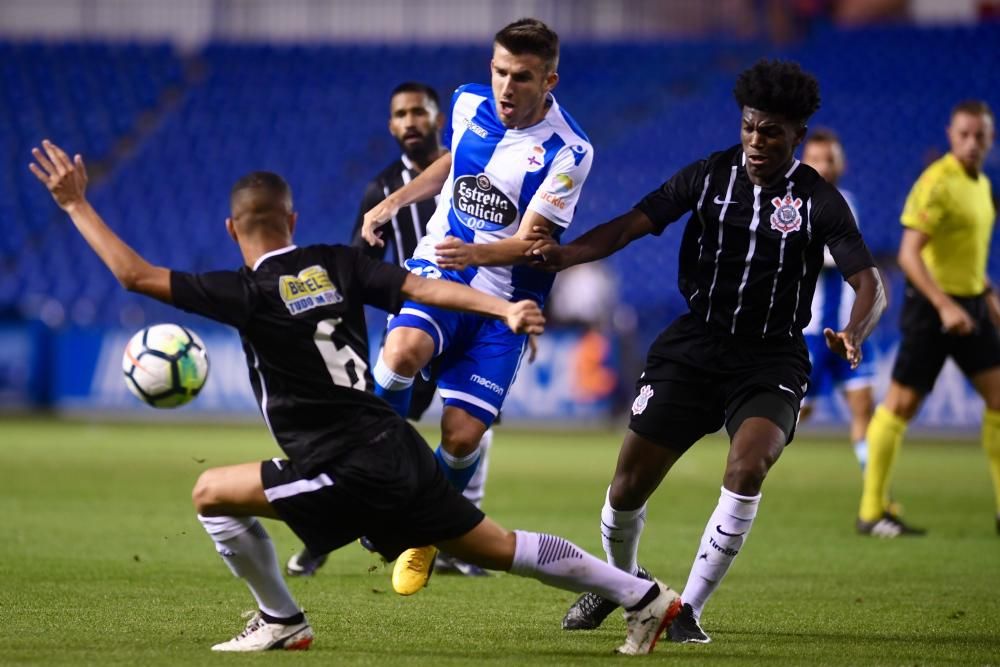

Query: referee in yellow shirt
left=859, top=100, right=1000, bottom=537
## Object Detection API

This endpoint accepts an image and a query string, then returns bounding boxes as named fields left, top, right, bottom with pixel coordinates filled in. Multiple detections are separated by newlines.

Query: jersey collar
left=401, top=153, right=415, bottom=171
left=253, top=245, right=298, bottom=271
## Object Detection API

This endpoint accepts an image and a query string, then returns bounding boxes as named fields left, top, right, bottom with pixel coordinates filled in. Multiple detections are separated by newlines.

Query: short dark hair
left=733, top=59, right=821, bottom=125
left=952, top=99, right=994, bottom=122
left=805, top=127, right=841, bottom=147
left=230, top=171, right=292, bottom=210
left=391, top=82, right=441, bottom=111
left=494, top=18, right=559, bottom=71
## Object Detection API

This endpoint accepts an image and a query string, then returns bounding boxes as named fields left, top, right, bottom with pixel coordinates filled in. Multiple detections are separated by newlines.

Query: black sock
left=625, top=583, right=660, bottom=612
left=260, top=609, right=305, bottom=626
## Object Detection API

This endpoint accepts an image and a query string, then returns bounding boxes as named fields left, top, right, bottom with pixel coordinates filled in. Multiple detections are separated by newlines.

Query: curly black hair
left=733, top=59, right=821, bottom=124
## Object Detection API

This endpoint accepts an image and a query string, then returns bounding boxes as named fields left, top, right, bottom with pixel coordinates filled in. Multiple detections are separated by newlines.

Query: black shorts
left=628, top=313, right=811, bottom=453
left=261, top=420, right=484, bottom=561
left=408, top=372, right=438, bottom=421
left=892, top=285, right=1000, bottom=394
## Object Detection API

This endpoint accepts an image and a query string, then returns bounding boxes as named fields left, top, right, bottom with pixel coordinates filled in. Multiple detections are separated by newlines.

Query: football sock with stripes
left=435, top=445, right=481, bottom=492
left=198, top=514, right=302, bottom=620
left=982, top=409, right=1000, bottom=515
left=681, top=486, right=760, bottom=620
left=373, top=353, right=414, bottom=417
left=859, top=405, right=907, bottom=522
left=510, top=530, right=658, bottom=610
left=462, top=428, right=493, bottom=508
left=600, top=487, right=646, bottom=575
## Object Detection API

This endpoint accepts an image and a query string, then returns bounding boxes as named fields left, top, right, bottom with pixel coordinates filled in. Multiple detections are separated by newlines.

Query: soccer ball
left=122, top=324, right=209, bottom=408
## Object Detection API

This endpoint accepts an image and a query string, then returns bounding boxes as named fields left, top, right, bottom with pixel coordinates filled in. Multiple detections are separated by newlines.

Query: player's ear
left=545, top=70, right=559, bottom=93
left=793, top=123, right=807, bottom=148
left=287, top=212, right=298, bottom=236
left=225, top=217, right=238, bottom=243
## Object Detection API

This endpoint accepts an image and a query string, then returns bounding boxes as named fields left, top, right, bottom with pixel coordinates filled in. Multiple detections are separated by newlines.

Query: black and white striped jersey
left=636, top=144, right=875, bottom=339
left=170, top=244, right=408, bottom=474
left=350, top=154, right=440, bottom=266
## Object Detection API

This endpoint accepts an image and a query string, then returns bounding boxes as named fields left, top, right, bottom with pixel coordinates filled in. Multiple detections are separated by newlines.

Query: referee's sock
left=373, top=353, right=414, bottom=417
left=435, top=445, right=481, bottom=492
left=982, top=409, right=1000, bottom=515
left=859, top=406, right=907, bottom=522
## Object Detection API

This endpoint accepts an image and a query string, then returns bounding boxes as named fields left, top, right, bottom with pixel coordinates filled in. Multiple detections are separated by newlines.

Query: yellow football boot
left=392, top=545, right=438, bottom=595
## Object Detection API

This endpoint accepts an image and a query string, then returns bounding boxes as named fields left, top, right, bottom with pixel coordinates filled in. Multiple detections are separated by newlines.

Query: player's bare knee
left=191, top=469, right=224, bottom=515
left=723, top=455, right=771, bottom=496
left=440, top=409, right=487, bottom=457
left=382, top=330, right=433, bottom=377
left=440, top=428, right=482, bottom=457
left=608, top=475, right=648, bottom=510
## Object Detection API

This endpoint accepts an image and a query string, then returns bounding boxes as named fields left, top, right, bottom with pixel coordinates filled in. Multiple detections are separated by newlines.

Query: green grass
left=1, top=417, right=998, bottom=665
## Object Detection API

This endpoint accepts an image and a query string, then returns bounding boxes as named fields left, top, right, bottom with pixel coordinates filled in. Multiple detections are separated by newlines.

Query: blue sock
left=375, top=382, right=413, bottom=416
left=435, top=445, right=481, bottom=492
left=373, top=353, right=414, bottom=417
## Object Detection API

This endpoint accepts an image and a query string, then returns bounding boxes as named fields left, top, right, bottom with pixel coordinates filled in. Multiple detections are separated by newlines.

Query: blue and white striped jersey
left=805, top=189, right=860, bottom=334
left=412, top=83, right=593, bottom=304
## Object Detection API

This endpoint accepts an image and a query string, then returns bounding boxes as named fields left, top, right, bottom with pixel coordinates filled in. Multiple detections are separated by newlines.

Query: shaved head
left=229, top=171, right=294, bottom=237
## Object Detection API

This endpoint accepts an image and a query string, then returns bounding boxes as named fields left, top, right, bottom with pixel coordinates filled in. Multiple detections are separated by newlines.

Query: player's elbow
left=116, top=268, right=142, bottom=292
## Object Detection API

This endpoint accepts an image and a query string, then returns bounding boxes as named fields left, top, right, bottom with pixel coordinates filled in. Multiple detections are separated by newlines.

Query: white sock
left=373, top=353, right=414, bottom=390
left=198, top=514, right=301, bottom=619
left=853, top=439, right=868, bottom=471
left=463, top=428, right=492, bottom=509
left=681, top=486, right=761, bottom=619
left=600, top=487, right=646, bottom=575
left=510, top=530, right=657, bottom=609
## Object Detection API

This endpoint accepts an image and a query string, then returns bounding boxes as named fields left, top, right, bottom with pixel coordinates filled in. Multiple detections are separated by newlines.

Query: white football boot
left=211, top=611, right=313, bottom=652
left=616, top=580, right=682, bottom=655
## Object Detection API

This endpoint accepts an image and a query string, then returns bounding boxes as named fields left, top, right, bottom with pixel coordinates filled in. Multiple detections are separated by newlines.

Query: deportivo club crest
left=770, top=194, right=803, bottom=233
left=632, top=385, right=654, bottom=416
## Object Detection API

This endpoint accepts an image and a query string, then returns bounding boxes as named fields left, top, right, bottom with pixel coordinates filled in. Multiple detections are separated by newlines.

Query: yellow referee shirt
left=901, top=153, right=996, bottom=296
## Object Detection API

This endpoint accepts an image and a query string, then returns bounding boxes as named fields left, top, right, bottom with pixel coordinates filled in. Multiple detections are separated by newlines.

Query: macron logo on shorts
left=470, top=374, right=505, bottom=396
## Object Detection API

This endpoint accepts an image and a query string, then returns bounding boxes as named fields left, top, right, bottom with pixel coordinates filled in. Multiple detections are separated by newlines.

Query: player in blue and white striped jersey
left=360, top=18, right=593, bottom=595
left=800, top=130, right=877, bottom=473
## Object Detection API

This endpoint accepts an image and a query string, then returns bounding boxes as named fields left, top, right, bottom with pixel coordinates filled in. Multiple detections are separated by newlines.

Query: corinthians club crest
left=770, top=193, right=803, bottom=233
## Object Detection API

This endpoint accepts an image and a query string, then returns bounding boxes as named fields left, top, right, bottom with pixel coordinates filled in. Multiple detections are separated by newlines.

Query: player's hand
left=361, top=197, right=401, bottom=248
left=938, top=299, right=975, bottom=336
left=435, top=237, right=474, bottom=270
left=527, top=334, right=539, bottom=363
left=29, top=139, right=88, bottom=211
left=824, top=327, right=861, bottom=369
left=504, top=300, right=545, bottom=335
left=986, top=288, right=1000, bottom=329
left=524, top=227, right=567, bottom=271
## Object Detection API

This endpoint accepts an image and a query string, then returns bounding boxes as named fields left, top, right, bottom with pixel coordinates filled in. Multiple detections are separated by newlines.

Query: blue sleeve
left=441, top=85, right=466, bottom=150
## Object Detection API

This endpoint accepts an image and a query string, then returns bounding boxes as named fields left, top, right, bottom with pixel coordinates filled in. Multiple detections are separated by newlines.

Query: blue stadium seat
left=3, top=26, right=998, bottom=344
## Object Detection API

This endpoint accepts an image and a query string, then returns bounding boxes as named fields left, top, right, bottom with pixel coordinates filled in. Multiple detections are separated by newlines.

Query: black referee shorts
left=628, top=313, right=811, bottom=453
left=261, top=420, right=484, bottom=562
left=892, top=285, right=1000, bottom=394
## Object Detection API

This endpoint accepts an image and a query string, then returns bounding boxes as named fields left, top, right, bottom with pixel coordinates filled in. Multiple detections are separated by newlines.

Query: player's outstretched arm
left=525, top=208, right=658, bottom=272
left=29, top=140, right=171, bottom=303
left=401, top=273, right=544, bottom=336
left=435, top=211, right=559, bottom=270
left=824, top=267, right=886, bottom=369
left=362, top=152, right=453, bottom=248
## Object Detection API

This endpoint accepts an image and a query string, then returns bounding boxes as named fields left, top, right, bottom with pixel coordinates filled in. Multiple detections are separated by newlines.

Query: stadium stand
left=3, top=24, right=999, bottom=344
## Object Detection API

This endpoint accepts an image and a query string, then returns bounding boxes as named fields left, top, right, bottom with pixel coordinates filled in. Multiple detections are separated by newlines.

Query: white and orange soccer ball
left=122, top=324, right=209, bottom=408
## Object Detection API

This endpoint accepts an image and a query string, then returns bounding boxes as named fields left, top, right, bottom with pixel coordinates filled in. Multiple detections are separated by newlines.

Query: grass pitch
left=1, top=417, right=998, bottom=665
